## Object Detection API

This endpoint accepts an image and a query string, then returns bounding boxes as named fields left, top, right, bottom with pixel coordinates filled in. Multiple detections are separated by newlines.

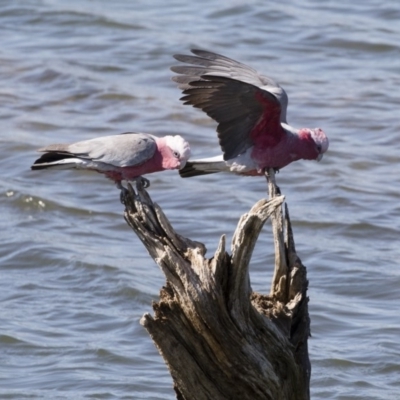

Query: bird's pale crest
left=165, top=135, right=191, bottom=167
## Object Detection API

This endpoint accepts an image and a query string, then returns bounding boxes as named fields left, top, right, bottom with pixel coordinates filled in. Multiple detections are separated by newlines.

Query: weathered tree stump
left=122, top=169, right=310, bottom=400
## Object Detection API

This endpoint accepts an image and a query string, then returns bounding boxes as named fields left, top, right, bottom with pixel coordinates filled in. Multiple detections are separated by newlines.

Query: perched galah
left=31, top=132, right=191, bottom=188
left=171, top=49, right=329, bottom=178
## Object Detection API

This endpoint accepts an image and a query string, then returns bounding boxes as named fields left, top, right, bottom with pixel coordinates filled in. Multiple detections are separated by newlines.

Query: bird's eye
left=317, top=144, right=322, bottom=152
left=173, top=151, right=180, bottom=159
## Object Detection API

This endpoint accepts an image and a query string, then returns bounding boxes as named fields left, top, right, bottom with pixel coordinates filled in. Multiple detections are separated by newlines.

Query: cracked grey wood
left=122, top=170, right=310, bottom=400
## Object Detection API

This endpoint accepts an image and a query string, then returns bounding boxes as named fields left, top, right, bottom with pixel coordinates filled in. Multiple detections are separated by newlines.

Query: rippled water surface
left=1, top=0, right=400, bottom=398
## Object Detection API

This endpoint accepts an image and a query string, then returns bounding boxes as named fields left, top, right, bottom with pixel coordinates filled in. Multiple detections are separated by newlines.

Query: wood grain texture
left=122, top=170, right=310, bottom=400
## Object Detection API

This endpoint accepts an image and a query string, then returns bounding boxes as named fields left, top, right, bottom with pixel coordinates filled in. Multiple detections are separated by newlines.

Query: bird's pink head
left=299, top=128, right=329, bottom=161
left=164, top=135, right=191, bottom=170
left=310, top=128, right=329, bottom=161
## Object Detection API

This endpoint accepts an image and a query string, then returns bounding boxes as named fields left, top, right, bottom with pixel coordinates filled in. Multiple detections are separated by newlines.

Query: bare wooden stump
left=122, top=169, right=310, bottom=400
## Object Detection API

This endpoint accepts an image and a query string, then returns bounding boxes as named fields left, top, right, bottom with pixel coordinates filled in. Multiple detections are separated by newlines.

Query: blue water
left=1, top=0, right=400, bottom=398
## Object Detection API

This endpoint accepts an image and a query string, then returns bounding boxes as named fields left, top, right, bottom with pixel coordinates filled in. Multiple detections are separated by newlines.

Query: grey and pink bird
left=31, top=132, right=191, bottom=188
left=171, top=50, right=329, bottom=177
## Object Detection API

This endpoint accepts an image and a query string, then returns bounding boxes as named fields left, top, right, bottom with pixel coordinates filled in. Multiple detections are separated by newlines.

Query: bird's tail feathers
left=31, top=153, right=85, bottom=171
left=179, top=156, right=226, bottom=178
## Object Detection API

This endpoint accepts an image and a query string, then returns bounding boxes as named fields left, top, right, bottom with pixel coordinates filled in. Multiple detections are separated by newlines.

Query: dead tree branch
left=122, top=170, right=310, bottom=400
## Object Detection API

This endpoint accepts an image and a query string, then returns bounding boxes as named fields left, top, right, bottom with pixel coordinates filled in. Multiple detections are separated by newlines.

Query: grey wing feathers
left=172, top=50, right=285, bottom=160
left=172, top=49, right=284, bottom=95
left=38, top=133, right=157, bottom=168
left=180, top=76, right=267, bottom=160
left=173, top=49, right=266, bottom=88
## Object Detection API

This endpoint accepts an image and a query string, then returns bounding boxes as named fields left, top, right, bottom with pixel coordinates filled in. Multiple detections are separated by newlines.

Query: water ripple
left=0, top=0, right=399, bottom=399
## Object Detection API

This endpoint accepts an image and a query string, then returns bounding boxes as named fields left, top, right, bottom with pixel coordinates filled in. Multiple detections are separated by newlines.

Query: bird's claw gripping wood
left=265, top=168, right=281, bottom=197
left=119, top=177, right=151, bottom=205
left=119, top=185, right=130, bottom=204
left=140, top=177, right=151, bottom=189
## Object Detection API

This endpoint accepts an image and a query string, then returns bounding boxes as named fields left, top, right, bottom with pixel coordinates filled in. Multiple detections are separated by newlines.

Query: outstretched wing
left=36, top=133, right=157, bottom=168
left=171, top=49, right=289, bottom=160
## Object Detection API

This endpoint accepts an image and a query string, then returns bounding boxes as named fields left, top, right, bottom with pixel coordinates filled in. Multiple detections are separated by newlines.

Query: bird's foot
left=117, top=182, right=129, bottom=204
left=140, top=177, right=150, bottom=189
left=134, top=177, right=150, bottom=190
left=264, top=168, right=281, bottom=197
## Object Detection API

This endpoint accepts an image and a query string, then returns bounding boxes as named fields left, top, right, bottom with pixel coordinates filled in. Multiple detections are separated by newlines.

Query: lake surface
left=1, top=0, right=400, bottom=399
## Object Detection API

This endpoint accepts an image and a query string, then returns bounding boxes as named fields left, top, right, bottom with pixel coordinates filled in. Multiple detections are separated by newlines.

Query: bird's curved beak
left=317, top=153, right=323, bottom=162
left=179, top=159, right=188, bottom=169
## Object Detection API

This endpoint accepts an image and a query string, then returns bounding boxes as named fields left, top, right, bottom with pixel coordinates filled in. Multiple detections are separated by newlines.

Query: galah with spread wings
left=171, top=50, right=329, bottom=178
left=31, top=132, right=191, bottom=189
